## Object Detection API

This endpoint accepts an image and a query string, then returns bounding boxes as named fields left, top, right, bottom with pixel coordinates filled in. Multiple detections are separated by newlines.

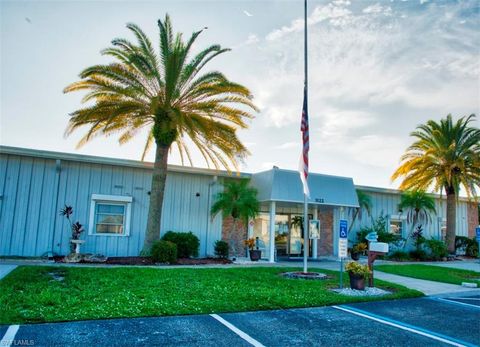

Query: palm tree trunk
left=446, top=190, right=456, bottom=254
left=143, top=144, right=169, bottom=252
left=230, top=218, right=237, bottom=257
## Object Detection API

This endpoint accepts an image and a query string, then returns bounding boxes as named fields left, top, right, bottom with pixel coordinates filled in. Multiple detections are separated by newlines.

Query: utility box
left=369, top=242, right=389, bottom=253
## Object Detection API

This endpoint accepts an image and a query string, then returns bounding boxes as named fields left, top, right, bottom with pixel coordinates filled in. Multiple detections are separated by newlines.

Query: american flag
left=299, top=86, right=310, bottom=197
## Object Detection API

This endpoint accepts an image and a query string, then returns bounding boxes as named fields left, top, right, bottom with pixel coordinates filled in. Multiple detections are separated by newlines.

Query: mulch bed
left=54, top=256, right=232, bottom=266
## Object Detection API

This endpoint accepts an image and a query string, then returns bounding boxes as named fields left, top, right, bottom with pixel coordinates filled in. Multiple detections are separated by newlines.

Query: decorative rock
left=282, top=272, right=328, bottom=280
left=332, top=287, right=391, bottom=297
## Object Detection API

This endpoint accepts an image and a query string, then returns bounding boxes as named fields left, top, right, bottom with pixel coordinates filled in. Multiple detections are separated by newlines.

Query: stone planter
left=70, top=239, right=85, bottom=254
left=348, top=272, right=366, bottom=290
left=350, top=252, right=360, bottom=261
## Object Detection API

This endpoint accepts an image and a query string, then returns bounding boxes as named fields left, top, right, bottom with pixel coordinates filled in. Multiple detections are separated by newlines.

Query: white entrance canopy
left=250, top=168, right=359, bottom=208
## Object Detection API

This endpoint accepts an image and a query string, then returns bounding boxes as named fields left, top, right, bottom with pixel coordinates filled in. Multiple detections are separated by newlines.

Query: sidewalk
left=0, top=265, right=17, bottom=280
left=302, top=260, right=480, bottom=296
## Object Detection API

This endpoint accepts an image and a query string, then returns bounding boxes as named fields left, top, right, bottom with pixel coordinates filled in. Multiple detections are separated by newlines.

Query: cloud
left=245, top=34, right=259, bottom=45
left=273, top=141, right=299, bottom=150
left=266, top=2, right=352, bottom=41
left=243, top=10, right=253, bottom=17
left=362, top=3, right=392, bottom=16
left=241, top=0, right=479, bottom=185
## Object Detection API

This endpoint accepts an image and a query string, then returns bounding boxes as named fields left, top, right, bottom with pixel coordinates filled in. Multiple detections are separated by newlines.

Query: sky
left=1, top=0, right=479, bottom=190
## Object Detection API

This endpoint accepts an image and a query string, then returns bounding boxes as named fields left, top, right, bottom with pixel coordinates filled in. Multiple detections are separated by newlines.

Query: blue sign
left=339, top=220, right=348, bottom=239
left=476, top=226, right=480, bottom=242
left=366, top=232, right=378, bottom=242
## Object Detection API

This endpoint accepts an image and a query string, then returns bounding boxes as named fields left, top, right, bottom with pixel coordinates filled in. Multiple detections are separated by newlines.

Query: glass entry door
left=252, top=212, right=312, bottom=259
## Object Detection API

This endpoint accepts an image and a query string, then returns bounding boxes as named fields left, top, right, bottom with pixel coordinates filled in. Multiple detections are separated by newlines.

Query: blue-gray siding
left=0, top=153, right=223, bottom=257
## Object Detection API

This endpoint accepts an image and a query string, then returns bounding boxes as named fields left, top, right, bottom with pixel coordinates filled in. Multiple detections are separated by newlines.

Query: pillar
left=269, top=201, right=276, bottom=263
left=312, top=205, right=318, bottom=259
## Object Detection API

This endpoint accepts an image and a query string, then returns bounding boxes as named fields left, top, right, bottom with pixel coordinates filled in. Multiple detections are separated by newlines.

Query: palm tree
left=64, top=15, right=257, bottom=252
left=211, top=179, right=259, bottom=255
left=348, top=190, right=372, bottom=235
left=392, top=114, right=480, bottom=253
left=398, top=190, right=436, bottom=246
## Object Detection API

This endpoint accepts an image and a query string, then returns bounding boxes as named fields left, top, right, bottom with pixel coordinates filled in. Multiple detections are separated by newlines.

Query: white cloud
left=243, top=10, right=253, bottom=17
left=266, top=2, right=352, bottom=41
left=362, top=3, right=392, bottom=16
left=245, top=33, right=259, bottom=45
left=273, top=141, right=299, bottom=150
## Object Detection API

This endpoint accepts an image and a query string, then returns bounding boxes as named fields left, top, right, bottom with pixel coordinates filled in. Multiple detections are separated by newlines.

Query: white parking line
left=0, top=325, right=20, bottom=347
left=332, top=306, right=474, bottom=347
left=431, top=297, right=480, bottom=310
left=210, top=314, right=265, bottom=347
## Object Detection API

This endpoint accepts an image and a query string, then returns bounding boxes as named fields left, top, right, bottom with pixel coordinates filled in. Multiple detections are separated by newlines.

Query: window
left=88, top=194, right=132, bottom=236
left=389, top=214, right=404, bottom=236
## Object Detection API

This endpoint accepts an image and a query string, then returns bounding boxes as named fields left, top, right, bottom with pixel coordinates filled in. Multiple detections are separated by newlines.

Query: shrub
left=425, top=239, right=448, bottom=260
left=409, top=249, right=427, bottom=261
left=345, top=261, right=371, bottom=278
left=214, top=240, right=229, bottom=258
left=387, top=250, right=411, bottom=261
left=455, top=236, right=478, bottom=257
left=466, top=238, right=478, bottom=257
left=151, top=240, right=177, bottom=264
left=162, top=231, right=200, bottom=258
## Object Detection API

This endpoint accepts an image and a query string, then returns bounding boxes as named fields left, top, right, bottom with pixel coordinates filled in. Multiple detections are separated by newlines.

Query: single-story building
left=0, top=145, right=478, bottom=261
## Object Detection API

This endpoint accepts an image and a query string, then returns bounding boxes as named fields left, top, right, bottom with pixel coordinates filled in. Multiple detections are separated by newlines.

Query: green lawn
left=0, top=266, right=422, bottom=324
left=376, top=264, right=480, bottom=286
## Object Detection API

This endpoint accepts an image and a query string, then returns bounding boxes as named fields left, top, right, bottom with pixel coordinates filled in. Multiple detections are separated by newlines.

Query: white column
left=312, top=205, right=318, bottom=259
left=269, top=201, right=276, bottom=263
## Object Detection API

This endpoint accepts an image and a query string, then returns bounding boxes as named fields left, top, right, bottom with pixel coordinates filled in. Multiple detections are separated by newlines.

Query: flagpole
left=302, top=0, right=309, bottom=273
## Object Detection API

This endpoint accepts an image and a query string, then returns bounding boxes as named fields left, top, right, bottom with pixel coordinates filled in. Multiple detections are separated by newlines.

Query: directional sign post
left=339, top=220, right=348, bottom=289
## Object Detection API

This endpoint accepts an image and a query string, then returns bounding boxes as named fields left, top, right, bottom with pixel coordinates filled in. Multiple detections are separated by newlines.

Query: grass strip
left=376, top=264, right=480, bottom=286
left=1, top=266, right=422, bottom=324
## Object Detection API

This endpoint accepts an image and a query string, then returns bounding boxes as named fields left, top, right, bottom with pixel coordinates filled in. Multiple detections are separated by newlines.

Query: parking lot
left=1, top=292, right=479, bottom=347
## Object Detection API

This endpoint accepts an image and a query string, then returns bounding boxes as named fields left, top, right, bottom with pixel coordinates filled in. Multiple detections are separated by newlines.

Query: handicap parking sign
left=339, top=220, right=348, bottom=239
left=476, top=226, right=480, bottom=242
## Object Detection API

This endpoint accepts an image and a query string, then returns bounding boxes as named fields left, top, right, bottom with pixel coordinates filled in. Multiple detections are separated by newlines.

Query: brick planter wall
left=317, top=208, right=334, bottom=256
left=222, top=216, right=247, bottom=257
left=467, top=202, right=479, bottom=238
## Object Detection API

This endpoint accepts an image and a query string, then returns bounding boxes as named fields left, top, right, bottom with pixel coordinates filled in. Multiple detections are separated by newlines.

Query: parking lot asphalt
left=2, top=294, right=479, bottom=347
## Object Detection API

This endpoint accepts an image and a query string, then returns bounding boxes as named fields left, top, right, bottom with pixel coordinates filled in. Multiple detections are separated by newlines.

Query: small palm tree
left=398, top=190, right=436, bottom=246
left=348, top=190, right=372, bottom=234
left=64, top=15, right=257, bottom=252
left=392, top=114, right=479, bottom=253
left=211, top=180, right=259, bottom=256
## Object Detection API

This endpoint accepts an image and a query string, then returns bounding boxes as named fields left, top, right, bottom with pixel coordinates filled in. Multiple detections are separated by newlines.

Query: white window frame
left=88, top=194, right=132, bottom=237
left=389, top=214, right=406, bottom=237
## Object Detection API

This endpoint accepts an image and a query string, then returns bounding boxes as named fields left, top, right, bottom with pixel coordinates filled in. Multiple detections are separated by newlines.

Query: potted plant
left=350, top=242, right=367, bottom=260
left=345, top=261, right=370, bottom=290
left=245, top=238, right=261, bottom=261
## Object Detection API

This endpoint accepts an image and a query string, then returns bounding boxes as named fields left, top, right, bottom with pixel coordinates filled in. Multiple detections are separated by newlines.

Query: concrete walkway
left=305, top=260, right=480, bottom=296
left=0, top=265, right=17, bottom=280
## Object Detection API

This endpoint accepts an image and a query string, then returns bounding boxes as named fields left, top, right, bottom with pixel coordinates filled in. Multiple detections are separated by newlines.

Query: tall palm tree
left=348, top=190, right=372, bottom=234
left=211, top=179, right=259, bottom=255
left=64, top=15, right=257, bottom=252
left=392, top=114, right=480, bottom=253
left=398, top=190, right=436, bottom=246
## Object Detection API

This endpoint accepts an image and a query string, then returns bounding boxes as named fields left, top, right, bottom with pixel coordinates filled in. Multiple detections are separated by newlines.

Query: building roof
left=0, top=145, right=250, bottom=178
left=250, top=168, right=359, bottom=208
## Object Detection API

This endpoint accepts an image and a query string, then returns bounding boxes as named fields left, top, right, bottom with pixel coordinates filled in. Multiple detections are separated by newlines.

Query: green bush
left=162, top=231, right=200, bottom=258
left=425, top=239, right=448, bottom=260
left=466, top=238, right=478, bottom=257
left=387, top=250, right=411, bottom=261
left=151, top=240, right=177, bottom=264
left=456, top=236, right=478, bottom=257
left=409, top=249, right=427, bottom=261
left=214, top=240, right=229, bottom=258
